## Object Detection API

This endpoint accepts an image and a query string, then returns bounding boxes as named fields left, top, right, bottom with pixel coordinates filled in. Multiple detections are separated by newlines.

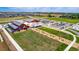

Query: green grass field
left=10, top=29, right=79, bottom=51
left=11, top=30, right=68, bottom=51
left=48, top=17, right=79, bottom=24
left=56, top=42, right=79, bottom=51
left=56, top=43, right=68, bottom=51
left=33, top=16, right=79, bottom=24
left=69, top=47, right=79, bottom=51
left=38, top=27, right=73, bottom=41
left=66, top=29, right=79, bottom=43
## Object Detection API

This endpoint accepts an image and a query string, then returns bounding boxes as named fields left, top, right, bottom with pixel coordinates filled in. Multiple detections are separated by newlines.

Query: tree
left=48, top=13, right=52, bottom=17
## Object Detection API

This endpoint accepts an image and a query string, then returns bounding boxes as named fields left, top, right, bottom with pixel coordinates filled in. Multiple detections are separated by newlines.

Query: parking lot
left=40, top=19, right=72, bottom=30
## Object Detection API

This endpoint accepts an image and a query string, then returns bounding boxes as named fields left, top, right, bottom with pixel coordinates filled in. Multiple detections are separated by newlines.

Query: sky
left=0, top=7, right=79, bottom=13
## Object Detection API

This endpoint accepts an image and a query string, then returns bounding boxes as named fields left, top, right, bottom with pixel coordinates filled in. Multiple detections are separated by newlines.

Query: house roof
left=12, top=20, right=24, bottom=26
left=8, top=23, right=18, bottom=29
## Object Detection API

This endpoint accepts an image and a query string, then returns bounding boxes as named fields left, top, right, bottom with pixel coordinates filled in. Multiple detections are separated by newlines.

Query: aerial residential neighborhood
left=0, top=7, right=79, bottom=51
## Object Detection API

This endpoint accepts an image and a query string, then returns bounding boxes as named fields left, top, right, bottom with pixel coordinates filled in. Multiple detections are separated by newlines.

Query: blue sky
left=0, top=7, right=79, bottom=13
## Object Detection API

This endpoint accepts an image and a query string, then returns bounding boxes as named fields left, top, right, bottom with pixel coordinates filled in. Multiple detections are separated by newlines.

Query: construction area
left=0, top=16, right=79, bottom=51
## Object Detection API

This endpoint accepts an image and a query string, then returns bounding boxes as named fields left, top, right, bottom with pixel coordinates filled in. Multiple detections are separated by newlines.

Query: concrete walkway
left=68, top=29, right=79, bottom=35
left=62, top=30, right=76, bottom=51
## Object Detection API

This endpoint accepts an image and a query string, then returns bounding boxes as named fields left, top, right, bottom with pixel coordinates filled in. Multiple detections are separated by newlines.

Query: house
left=11, top=20, right=24, bottom=26
left=7, top=20, right=29, bottom=33
left=24, top=19, right=41, bottom=28
left=12, top=20, right=29, bottom=30
left=8, top=23, right=20, bottom=32
left=6, top=19, right=41, bottom=33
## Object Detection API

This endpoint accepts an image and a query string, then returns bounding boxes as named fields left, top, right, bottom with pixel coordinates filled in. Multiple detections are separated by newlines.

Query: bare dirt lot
left=0, top=41, right=9, bottom=51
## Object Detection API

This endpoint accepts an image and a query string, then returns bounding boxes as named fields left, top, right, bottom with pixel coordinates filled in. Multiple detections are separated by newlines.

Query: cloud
left=0, top=7, right=79, bottom=13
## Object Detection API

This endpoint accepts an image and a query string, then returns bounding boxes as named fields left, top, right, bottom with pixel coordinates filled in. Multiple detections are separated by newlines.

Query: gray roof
left=12, top=20, right=24, bottom=26
left=8, top=23, right=18, bottom=29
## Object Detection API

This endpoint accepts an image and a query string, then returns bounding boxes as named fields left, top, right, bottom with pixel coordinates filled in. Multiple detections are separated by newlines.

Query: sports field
left=11, top=30, right=68, bottom=51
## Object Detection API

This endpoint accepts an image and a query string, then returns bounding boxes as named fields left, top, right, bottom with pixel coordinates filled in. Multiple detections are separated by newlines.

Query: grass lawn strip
left=66, top=29, right=79, bottom=43
left=69, top=47, right=79, bottom=51
left=38, top=27, right=73, bottom=41
left=48, top=17, right=79, bottom=24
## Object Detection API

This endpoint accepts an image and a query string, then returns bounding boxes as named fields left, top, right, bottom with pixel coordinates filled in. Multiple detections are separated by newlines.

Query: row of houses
left=5, top=19, right=41, bottom=33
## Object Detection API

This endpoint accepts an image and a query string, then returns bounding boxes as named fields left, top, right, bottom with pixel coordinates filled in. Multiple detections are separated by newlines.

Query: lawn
left=11, top=30, right=64, bottom=51
left=69, top=47, right=79, bottom=51
left=76, top=37, right=79, bottom=43
left=56, top=43, right=68, bottom=51
left=56, top=43, right=79, bottom=51
left=48, top=17, right=79, bottom=24
left=0, top=16, right=27, bottom=24
left=66, top=29, right=79, bottom=43
left=38, top=27, right=73, bottom=41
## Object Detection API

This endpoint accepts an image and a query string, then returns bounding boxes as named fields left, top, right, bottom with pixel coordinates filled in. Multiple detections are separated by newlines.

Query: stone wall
left=0, top=28, right=23, bottom=51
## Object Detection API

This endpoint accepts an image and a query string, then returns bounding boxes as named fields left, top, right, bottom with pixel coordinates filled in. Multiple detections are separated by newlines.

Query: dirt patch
left=0, top=41, right=9, bottom=51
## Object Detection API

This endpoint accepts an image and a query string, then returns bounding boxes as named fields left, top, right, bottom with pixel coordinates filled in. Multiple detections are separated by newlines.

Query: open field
left=33, top=16, right=48, bottom=18
left=38, top=27, right=73, bottom=41
left=48, top=17, right=79, bottom=24
left=33, top=16, right=79, bottom=24
left=10, top=29, right=79, bottom=51
left=0, top=16, right=27, bottom=24
left=11, top=30, right=68, bottom=51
